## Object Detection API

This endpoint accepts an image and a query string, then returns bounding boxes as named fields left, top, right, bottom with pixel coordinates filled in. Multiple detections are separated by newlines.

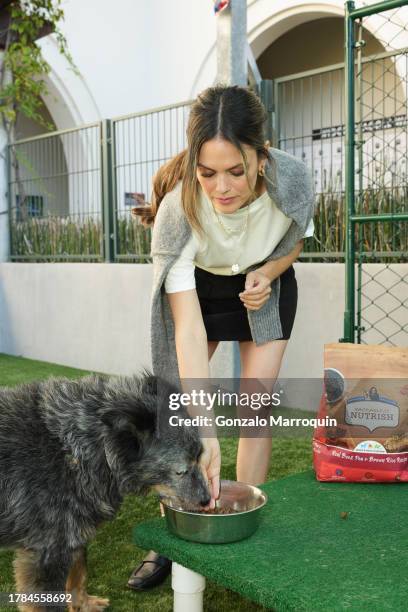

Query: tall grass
left=116, top=216, right=152, bottom=263
left=11, top=216, right=103, bottom=261
left=301, top=183, right=407, bottom=262
left=10, top=215, right=152, bottom=263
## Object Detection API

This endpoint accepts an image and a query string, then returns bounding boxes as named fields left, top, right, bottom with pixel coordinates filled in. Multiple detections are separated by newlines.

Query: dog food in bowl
left=183, top=505, right=238, bottom=515
left=160, top=479, right=267, bottom=543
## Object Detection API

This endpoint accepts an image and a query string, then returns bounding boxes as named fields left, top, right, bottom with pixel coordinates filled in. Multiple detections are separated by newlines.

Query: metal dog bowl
left=160, top=480, right=267, bottom=544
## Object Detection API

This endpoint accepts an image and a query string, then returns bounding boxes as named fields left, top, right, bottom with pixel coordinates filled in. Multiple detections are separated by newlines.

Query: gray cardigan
left=150, top=147, right=315, bottom=387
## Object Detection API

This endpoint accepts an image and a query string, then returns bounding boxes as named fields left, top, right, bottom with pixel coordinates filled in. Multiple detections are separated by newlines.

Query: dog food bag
left=313, top=343, right=408, bottom=482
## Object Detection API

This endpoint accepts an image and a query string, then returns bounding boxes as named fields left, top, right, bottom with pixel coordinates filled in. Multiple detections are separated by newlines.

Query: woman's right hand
left=199, top=437, right=221, bottom=510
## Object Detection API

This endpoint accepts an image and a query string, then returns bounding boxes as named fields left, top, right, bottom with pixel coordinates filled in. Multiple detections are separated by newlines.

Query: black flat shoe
left=127, top=550, right=172, bottom=591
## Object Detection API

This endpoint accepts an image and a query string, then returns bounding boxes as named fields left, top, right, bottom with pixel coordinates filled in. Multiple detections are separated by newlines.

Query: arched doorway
left=257, top=17, right=405, bottom=195
left=10, top=66, right=101, bottom=222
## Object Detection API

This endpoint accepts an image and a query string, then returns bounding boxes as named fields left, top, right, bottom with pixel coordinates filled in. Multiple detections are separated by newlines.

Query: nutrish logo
left=345, top=386, right=399, bottom=432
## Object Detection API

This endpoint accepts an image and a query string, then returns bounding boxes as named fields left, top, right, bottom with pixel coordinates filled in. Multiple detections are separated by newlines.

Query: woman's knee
left=239, top=339, right=288, bottom=379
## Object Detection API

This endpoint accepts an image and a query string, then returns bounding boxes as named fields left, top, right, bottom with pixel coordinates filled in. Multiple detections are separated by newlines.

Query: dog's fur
left=0, top=370, right=210, bottom=611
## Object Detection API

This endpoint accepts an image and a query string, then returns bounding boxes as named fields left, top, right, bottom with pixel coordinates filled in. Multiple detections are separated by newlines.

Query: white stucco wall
left=2, top=261, right=406, bottom=375
left=37, top=0, right=218, bottom=127
left=1, top=262, right=406, bottom=410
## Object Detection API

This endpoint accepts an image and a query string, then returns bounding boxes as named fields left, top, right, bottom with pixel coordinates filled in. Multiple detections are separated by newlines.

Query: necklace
left=210, top=198, right=251, bottom=274
left=213, top=200, right=250, bottom=235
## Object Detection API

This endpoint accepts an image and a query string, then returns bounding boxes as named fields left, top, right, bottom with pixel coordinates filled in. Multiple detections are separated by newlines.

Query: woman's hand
left=239, top=270, right=272, bottom=311
left=199, top=437, right=221, bottom=510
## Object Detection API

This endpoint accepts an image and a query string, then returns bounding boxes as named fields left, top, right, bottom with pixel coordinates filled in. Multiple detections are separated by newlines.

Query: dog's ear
left=100, top=371, right=180, bottom=437
left=104, top=428, right=142, bottom=468
left=100, top=372, right=159, bottom=433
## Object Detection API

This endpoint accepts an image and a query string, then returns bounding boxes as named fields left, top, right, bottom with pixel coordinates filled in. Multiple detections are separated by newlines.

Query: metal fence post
left=257, top=79, right=275, bottom=146
left=6, top=144, right=12, bottom=262
left=101, top=119, right=115, bottom=263
left=341, top=0, right=356, bottom=343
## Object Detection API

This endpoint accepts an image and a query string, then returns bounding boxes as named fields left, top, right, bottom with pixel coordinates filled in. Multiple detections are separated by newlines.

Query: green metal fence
left=111, top=100, right=194, bottom=262
left=8, top=123, right=103, bottom=261
left=6, top=90, right=326, bottom=263
left=7, top=101, right=196, bottom=263
left=342, top=0, right=408, bottom=345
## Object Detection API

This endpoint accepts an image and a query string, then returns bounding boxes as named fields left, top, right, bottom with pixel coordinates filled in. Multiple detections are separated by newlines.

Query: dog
left=0, top=369, right=211, bottom=611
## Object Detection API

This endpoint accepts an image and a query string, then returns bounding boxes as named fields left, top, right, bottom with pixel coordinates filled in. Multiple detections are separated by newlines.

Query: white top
left=165, top=185, right=314, bottom=293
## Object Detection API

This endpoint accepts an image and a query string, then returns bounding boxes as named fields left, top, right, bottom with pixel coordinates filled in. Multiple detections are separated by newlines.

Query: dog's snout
left=200, top=495, right=211, bottom=507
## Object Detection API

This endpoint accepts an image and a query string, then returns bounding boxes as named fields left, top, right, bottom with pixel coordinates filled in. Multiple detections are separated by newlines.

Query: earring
left=258, top=165, right=265, bottom=177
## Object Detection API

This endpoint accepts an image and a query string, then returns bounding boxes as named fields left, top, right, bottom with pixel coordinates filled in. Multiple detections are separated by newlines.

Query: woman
left=128, top=84, right=315, bottom=590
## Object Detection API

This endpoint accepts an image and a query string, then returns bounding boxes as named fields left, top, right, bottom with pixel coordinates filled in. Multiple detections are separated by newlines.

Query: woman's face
left=196, top=138, right=264, bottom=214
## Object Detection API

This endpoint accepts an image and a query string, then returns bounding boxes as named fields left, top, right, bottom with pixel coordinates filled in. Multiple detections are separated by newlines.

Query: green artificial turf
left=135, top=470, right=408, bottom=611
left=0, top=353, right=313, bottom=611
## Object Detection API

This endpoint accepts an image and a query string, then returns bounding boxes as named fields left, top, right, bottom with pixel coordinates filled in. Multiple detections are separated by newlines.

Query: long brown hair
left=132, top=84, right=274, bottom=238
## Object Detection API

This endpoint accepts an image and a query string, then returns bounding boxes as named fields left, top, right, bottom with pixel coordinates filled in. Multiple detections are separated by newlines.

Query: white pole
left=172, top=562, right=206, bottom=612
left=214, top=0, right=248, bottom=377
left=215, top=0, right=247, bottom=86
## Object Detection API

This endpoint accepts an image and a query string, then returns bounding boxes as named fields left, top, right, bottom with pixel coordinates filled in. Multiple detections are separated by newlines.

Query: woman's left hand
left=239, top=270, right=272, bottom=311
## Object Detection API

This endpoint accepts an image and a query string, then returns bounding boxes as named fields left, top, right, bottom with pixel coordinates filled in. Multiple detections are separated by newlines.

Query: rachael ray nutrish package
left=313, top=343, right=408, bottom=482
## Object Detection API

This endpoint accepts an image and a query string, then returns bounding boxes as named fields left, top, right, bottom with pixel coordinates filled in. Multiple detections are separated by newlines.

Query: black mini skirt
left=194, top=265, right=298, bottom=342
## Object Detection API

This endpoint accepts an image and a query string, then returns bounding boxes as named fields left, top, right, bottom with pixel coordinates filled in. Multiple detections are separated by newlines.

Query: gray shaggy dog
left=0, top=370, right=211, bottom=611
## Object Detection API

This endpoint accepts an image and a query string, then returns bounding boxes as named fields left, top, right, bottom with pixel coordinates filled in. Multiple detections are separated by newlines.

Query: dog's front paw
left=68, top=594, right=110, bottom=612
left=85, top=595, right=110, bottom=611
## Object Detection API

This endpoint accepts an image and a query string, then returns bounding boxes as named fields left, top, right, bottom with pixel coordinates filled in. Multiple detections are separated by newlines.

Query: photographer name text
left=169, top=415, right=337, bottom=428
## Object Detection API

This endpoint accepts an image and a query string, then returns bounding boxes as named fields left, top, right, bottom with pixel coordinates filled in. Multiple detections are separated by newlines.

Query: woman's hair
left=132, top=84, right=275, bottom=237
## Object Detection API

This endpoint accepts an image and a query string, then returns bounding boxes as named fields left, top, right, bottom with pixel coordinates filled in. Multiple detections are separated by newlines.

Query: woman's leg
left=236, top=339, right=288, bottom=486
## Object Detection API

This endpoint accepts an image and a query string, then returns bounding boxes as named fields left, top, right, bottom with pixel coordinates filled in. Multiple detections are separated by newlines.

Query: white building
left=1, top=0, right=407, bottom=380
